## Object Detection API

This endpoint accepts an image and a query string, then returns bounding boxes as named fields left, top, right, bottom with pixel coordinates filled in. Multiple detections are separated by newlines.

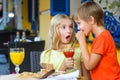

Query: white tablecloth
left=0, top=70, right=79, bottom=80
left=43, top=70, right=79, bottom=80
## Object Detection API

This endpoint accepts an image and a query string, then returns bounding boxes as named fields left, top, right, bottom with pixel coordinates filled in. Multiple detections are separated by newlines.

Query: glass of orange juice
left=10, top=48, right=25, bottom=74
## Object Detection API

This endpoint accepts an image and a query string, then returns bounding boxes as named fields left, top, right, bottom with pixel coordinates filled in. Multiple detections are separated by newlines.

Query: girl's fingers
left=65, top=58, right=74, bottom=68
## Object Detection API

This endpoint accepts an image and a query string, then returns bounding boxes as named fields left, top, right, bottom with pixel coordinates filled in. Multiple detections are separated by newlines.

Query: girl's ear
left=88, top=16, right=95, bottom=25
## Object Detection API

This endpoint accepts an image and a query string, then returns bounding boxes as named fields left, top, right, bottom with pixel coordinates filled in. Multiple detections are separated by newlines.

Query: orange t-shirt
left=91, top=30, right=120, bottom=80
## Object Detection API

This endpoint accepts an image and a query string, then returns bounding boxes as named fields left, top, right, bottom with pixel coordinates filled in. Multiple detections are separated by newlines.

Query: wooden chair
left=30, top=51, right=42, bottom=72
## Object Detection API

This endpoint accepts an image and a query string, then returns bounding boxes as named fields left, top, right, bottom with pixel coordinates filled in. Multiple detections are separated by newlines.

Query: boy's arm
left=81, top=62, right=91, bottom=80
left=76, top=30, right=102, bottom=70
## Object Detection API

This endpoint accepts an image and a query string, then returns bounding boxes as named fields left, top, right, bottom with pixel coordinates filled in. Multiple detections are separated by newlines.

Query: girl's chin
left=61, top=39, right=71, bottom=44
left=66, top=38, right=71, bottom=42
left=65, top=41, right=70, bottom=44
left=61, top=41, right=70, bottom=44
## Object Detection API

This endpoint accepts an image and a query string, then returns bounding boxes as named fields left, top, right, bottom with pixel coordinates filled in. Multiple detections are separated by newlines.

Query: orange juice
left=10, top=51, right=24, bottom=66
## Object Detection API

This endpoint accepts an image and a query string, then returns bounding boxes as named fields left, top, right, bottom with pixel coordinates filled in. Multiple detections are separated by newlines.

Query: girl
left=40, top=14, right=91, bottom=79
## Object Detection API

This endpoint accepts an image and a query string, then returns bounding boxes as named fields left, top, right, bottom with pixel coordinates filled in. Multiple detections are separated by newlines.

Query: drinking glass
left=10, top=48, right=25, bottom=74
left=63, top=49, right=74, bottom=58
left=63, top=49, right=74, bottom=70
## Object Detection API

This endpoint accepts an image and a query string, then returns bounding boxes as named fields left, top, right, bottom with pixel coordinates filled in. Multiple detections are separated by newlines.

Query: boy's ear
left=88, top=16, right=95, bottom=25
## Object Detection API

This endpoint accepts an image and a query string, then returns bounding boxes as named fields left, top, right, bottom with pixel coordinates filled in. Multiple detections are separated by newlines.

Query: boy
left=74, top=2, right=120, bottom=80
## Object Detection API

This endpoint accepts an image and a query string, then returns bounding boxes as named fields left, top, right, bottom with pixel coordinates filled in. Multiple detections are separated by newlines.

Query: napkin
left=43, top=70, right=79, bottom=80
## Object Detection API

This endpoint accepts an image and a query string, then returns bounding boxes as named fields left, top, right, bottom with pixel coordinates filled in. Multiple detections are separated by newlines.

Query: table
left=0, top=70, right=80, bottom=80
left=0, top=74, right=39, bottom=80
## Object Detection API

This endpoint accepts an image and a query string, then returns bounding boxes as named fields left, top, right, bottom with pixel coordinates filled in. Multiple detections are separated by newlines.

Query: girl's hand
left=65, top=58, right=74, bottom=69
left=42, top=63, right=53, bottom=70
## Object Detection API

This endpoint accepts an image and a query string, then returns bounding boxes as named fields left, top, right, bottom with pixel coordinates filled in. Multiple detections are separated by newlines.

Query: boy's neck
left=93, top=26, right=105, bottom=37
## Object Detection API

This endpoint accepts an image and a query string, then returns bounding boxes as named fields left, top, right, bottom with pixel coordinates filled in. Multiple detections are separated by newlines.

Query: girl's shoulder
left=41, top=49, right=52, bottom=57
left=42, top=49, right=58, bottom=54
left=42, top=49, right=52, bottom=54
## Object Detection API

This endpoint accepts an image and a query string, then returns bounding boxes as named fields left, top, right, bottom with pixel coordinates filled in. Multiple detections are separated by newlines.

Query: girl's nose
left=66, top=28, right=72, bottom=33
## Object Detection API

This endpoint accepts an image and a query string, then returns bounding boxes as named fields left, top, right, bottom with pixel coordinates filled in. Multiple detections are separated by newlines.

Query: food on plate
left=40, top=69, right=50, bottom=74
left=18, top=69, right=52, bottom=78
left=18, top=72, right=41, bottom=78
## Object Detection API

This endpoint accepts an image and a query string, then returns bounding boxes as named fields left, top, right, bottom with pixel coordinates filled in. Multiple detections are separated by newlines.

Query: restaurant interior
left=0, top=0, right=120, bottom=78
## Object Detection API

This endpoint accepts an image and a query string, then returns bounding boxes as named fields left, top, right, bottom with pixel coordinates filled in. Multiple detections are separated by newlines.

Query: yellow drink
left=10, top=49, right=25, bottom=66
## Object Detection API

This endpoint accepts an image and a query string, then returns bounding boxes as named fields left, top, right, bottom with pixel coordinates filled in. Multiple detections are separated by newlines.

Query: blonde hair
left=46, top=14, right=75, bottom=50
left=74, top=2, right=104, bottom=26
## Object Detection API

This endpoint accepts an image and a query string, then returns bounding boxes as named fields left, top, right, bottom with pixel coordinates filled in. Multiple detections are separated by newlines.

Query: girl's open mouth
left=66, top=35, right=71, bottom=41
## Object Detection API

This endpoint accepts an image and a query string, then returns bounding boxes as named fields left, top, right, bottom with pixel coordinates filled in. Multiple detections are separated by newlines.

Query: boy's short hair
left=74, top=2, right=104, bottom=26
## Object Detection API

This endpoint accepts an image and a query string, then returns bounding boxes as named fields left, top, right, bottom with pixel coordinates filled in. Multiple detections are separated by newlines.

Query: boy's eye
left=69, top=25, right=73, bottom=28
left=77, top=22, right=80, bottom=25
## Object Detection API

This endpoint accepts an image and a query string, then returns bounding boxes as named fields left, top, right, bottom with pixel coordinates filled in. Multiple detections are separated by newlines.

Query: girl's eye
left=61, top=26, right=66, bottom=29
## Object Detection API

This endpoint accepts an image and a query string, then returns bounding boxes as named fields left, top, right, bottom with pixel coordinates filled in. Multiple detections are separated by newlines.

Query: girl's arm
left=41, top=63, right=53, bottom=70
